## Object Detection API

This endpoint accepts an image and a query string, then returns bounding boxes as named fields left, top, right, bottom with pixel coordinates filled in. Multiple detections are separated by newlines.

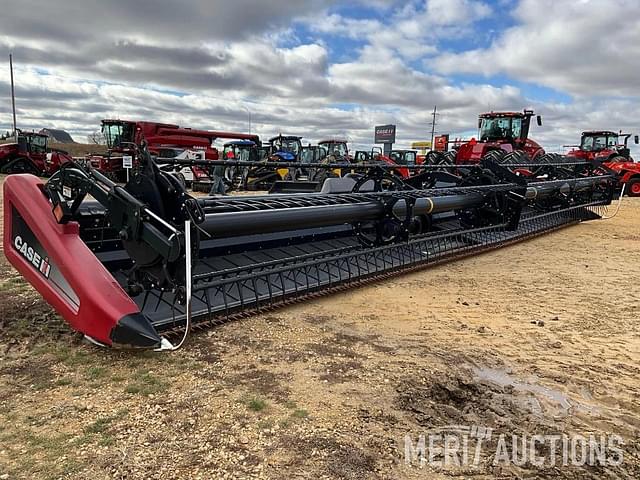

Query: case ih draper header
left=3, top=147, right=617, bottom=350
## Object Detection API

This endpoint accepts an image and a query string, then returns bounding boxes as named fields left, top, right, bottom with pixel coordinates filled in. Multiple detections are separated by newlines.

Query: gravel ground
left=1, top=174, right=639, bottom=479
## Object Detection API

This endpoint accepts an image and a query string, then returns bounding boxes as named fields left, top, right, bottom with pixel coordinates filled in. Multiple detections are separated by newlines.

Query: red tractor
left=453, top=109, right=545, bottom=165
left=87, top=119, right=260, bottom=181
left=565, top=131, right=640, bottom=196
left=0, top=130, right=73, bottom=176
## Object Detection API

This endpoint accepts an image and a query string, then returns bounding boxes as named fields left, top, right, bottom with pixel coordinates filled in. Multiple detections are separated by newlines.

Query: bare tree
left=87, top=130, right=105, bottom=145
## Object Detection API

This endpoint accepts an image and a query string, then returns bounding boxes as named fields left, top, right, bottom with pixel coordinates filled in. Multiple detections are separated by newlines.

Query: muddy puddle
left=473, top=366, right=599, bottom=416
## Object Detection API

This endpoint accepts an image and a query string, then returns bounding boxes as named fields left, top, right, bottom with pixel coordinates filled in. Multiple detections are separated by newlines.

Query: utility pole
left=429, top=105, right=439, bottom=150
left=242, top=104, right=252, bottom=134
left=9, top=54, right=17, bottom=141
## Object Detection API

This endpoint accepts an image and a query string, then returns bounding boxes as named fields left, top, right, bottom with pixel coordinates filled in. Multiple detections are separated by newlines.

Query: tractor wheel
left=172, top=172, right=187, bottom=188
left=537, top=153, right=555, bottom=165
left=500, top=150, right=529, bottom=166
left=442, top=151, right=457, bottom=165
left=482, top=150, right=506, bottom=164
left=424, top=151, right=443, bottom=165
left=312, top=169, right=336, bottom=187
left=627, top=178, right=640, bottom=197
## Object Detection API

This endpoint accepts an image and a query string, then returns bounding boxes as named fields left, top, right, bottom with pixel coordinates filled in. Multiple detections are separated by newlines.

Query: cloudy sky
left=1, top=0, right=639, bottom=154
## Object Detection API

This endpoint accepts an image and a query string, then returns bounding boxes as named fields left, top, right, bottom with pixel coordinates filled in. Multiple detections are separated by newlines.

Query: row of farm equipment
left=2, top=110, right=640, bottom=196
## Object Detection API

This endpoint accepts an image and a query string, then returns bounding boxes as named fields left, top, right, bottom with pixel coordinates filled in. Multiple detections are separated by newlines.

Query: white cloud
left=0, top=0, right=639, bottom=159
left=309, top=14, right=382, bottom=39
left=0, top=64, right=526, bottom=150
left=307, top=0, right=492, bottom=60
left=433, top=0, right=640, bottom=97
left=425, top=0, right=492, bottom=25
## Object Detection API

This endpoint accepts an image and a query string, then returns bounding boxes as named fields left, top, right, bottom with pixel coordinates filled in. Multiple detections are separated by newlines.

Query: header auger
left=3, top=145, right=617, bottom=349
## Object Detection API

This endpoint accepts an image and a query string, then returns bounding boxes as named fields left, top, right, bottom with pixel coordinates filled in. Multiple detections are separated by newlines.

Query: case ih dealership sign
left=374, top=124, right=396, bottom=144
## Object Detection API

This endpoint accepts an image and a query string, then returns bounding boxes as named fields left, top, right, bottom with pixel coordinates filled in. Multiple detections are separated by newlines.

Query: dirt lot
left=0, top=140, right=107, bottom=157
left=1, top=174, right=639, bottom=479
left=49, top=143, right=108, bottom=157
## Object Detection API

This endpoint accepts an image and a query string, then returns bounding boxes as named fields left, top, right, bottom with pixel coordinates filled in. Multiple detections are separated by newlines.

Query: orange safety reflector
left=53, top=204, right=65, bottom=223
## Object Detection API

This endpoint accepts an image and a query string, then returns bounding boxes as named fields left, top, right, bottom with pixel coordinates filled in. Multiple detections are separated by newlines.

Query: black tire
left=500, top=150, right=529, bottom=166
left=537, top=153, right=554, bottom=165
left=482, top=150, right=506, bottom=164
left=172, top=172, right=187, bottom=188
left=424, top=151, right=443, bottom=165
left=627, top=178, right=640, bottom=197
left=442, top=151, right=457, bottom=165
left=311, top=169, right=334, bottom=187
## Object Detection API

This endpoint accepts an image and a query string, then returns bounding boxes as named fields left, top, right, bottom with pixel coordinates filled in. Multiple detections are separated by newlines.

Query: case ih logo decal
left=375, top=124, right=397, bottom=144
left=13, top=235, right=51, bottom=279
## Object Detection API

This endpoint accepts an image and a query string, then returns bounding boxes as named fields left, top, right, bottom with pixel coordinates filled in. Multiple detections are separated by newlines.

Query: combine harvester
left=3, top=146, right=617, bottom=349
left=88, top=119, right=260, bottom=183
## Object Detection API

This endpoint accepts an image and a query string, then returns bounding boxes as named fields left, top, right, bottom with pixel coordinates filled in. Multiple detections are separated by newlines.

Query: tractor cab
left=354, top=147, right=384, bottom=164
left=570, top=131, right=638, bottom=162
left=269, top=135, right=302, bottom=162
left=300, top=144, right=327, bottom=164
left=389, top=150, right=417, bottom=166
left=479, top=110, right=541, bottom=145
left=581, top=131, right=618, bottom=152
left=257, top=145, right=270, bottom=161
left=18, top=131, right=48, bottom=154
left=222, top=140, right=259, bottom=162
left=358, top=148, right=415, bottom=179
left=101, top=120, right=136, bottom=151
left=318, top=139, right=350, bottom=162
left=456, top=109, right=545, bottom=164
